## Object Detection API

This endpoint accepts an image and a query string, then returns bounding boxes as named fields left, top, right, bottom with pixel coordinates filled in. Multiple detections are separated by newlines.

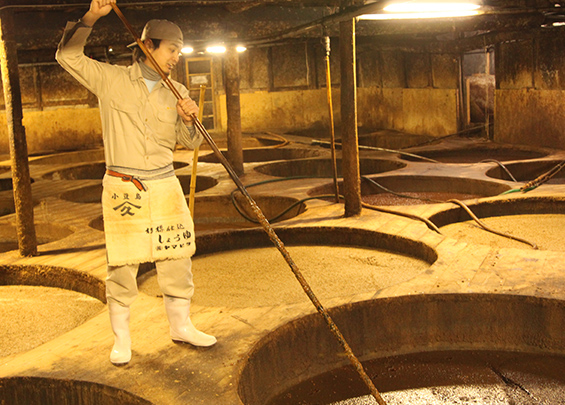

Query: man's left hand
left=177, top=98, right=199, bottom=124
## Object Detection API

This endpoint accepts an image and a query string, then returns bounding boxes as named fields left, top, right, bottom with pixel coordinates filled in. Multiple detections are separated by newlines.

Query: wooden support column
left=339, top=17, right=362, bottom=217
left=224, top=46, right=244, bottom=176
left=0, top=8, right=37, bottom=256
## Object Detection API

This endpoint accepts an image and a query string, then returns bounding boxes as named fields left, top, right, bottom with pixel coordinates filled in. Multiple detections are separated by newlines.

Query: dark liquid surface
left=268, top=350, right=565, bottom=405
left=362, top=192, right=479, bottom=206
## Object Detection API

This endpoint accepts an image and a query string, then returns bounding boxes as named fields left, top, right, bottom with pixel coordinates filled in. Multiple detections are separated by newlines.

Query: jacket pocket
left=154, top=107, right=178, bottom=149
left=109, top=100, right=145, bottom=132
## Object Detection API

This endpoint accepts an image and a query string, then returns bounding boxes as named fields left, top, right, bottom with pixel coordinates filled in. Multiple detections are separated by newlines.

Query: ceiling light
left=359, top=10, right=480, bottom=19
left=384, top=1, right=480, bottom=12
left=236, top=45, right=247, bottom=53
left=359, top=1, right=481, bottom=19
left=206, top=45, right=227, bottom=54
left=181, top=46, right=194, bottom=54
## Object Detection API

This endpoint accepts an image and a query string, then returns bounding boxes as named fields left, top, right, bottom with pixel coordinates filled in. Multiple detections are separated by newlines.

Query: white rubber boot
left=108, top=302, right=132, bottom=365
left=164, top=296, right=217, bottom=347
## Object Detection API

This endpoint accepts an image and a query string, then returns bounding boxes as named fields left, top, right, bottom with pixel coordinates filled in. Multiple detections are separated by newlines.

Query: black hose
left=229, top=176, right=312, bottom=224
left=229, top=176, right=443, bottom=233
left=361, top=203, right=442, bottom=234
left=230, top=175, right=539, bottom=249
left=480, top=159, right=518, bottom=182
left=448, top=199, right=538, bottom=249
left=361, top=176, right=539, bottom=249
left=362, top=176, right=443, bottom=204
left=231, top=191, right=333, bottom=224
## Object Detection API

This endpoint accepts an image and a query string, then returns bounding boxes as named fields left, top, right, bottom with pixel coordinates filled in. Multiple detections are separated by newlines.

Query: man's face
left=144, top=39, right=181, bottom=75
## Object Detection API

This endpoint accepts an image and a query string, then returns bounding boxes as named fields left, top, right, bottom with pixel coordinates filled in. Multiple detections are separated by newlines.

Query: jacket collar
left=130, top=61, right=144, bottom=82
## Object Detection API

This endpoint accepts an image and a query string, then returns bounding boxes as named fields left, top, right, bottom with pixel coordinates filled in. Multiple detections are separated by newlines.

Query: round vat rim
left=428, top=195, right=565, bottom=228
left=406, top=142, right=559, bottom=157
left=0, top=264, right=106, bottom=303
left=0, top=376, right=153, bottom=405
left=484, top=158, right=565, bottom=182
left=361, top=173, right=513, bottom=190
left=195, top=226, right=438, bottom=264
left=237, top=292, right=565, bottom=405
left=253, top=157, right=406, bottom=178
left=254, top=155, right=406, bottom=166
left=309, top=174, right=512, bottom=198
left=400, top=143, right=553, bottom=162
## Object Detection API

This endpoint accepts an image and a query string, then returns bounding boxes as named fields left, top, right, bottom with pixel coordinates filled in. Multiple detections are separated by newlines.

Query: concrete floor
left=1, top=133, right=565, bottom=404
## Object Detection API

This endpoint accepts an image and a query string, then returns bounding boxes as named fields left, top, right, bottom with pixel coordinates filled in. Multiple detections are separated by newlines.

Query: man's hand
left=177, top=98, right=199, bottom=125
left=82, top=0, right=116, bottom=27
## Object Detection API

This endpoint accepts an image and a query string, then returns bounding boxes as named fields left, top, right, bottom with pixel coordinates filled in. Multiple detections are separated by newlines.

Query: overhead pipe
left=110, top=4, right=386, bottom=404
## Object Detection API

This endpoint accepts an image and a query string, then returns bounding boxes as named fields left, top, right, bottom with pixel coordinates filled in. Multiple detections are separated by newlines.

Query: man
left=56, top=0, right=216, bottom=366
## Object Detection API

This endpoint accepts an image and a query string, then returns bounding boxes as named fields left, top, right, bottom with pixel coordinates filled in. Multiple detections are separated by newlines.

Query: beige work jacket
left=56, top=21, right=202, bottom=170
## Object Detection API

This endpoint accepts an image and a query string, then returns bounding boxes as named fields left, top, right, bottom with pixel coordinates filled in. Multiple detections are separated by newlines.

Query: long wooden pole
left=188, top=85, right=206, bottom=218
left=323, top=36, right=340, bottom=203
left=111, top=5, right=386, bottom=404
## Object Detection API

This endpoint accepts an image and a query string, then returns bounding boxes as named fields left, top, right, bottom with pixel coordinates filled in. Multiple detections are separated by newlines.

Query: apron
left=102, top=172, right=195, bottom=266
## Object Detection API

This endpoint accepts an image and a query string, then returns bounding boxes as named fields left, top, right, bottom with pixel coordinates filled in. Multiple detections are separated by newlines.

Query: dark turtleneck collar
left=139, top=61, right=162, bottom=82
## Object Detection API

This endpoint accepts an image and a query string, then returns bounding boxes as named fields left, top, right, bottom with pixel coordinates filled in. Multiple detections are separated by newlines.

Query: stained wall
left=0, top=40, right=460, bottom=155
left=218, top=45, right=459, bottom=137
left=495, top=32, right=565, bottom=149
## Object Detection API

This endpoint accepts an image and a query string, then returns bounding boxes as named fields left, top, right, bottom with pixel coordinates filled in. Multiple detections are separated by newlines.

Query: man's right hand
left=82, top=0, right=116, bottom=27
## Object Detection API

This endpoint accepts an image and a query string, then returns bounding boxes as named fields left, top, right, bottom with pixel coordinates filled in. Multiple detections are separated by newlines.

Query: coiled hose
left=228, top=160, right=545, bottom=250
left=362, top=176, right=538, bottom=249
left=229, top=176, right=443, bottom=234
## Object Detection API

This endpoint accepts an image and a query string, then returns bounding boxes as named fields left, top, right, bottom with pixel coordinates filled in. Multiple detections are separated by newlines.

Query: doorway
left=185, top=57, right=216, bottom=130
left=462, top=49, right=495, bottom=136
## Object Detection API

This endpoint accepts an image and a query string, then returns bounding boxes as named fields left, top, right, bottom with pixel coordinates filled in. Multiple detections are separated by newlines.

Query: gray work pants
left=106, top=257, right=194, bottom=307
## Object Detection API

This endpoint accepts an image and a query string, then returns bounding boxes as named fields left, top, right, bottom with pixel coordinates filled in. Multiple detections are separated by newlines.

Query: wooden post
left=0, top=8, right=37, bottom=256
left=339, top=18, right=362, bottom=217
left=224, top=46, right=244, bottom=176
